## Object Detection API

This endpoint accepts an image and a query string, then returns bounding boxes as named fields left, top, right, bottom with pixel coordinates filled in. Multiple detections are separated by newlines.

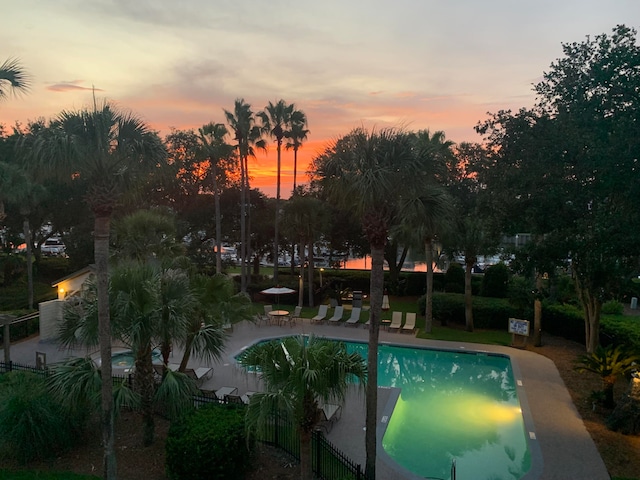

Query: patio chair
left=402, top=312, right=416, bottom=334
left=345, top=307, right=362, bottom=327
left=215, top=386, right=239, bottom=401
left=311, top=304, right=328, bottom=324
left=328, top=306, right=344, bottom=324
left=289, top=305, right=303, bottom=326
left=388, top=311, right=403, bottom=331
left=241, top=391, right=257, bottom=405
left=317, top=403, right=342, bottom=433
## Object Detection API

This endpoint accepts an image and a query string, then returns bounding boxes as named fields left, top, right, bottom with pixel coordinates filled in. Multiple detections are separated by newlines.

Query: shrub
left=444, top=263, right=464, bottom=294
left=166, top=403, right=253, bottom=480
left=541, top=303, right=585, bottom=344
left=0, top=372, right=76, bottom=464
left=481, top=263, right=510, bottom=298
left=601, top=300, right=624, bottom=315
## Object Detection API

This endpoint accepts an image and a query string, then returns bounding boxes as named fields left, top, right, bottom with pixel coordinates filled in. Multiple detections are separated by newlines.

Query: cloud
left=46, top=81, right=104, bottom=93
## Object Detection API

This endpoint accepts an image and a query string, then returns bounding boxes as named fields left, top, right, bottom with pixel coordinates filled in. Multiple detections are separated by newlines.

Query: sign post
left=508, top=318, right=530, bottom=347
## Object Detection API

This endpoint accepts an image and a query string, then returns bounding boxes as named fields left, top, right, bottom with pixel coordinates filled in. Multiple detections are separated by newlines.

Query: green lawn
left=0, top=470, right=98, bottom=480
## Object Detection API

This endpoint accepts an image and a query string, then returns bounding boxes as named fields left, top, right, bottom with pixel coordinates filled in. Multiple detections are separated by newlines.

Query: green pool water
left=240, top=338, right=531, bottom=480
left=350, top=343, right=531, bottom=480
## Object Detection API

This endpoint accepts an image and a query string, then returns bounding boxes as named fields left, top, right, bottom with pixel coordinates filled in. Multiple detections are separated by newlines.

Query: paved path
left=2, top=318, right=610, bottom=480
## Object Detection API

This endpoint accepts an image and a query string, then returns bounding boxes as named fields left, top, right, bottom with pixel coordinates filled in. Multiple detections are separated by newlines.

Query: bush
left=418, top=292, right=525, bottom=329
left=601, top=300, right=624, bottom=315
left=166, top=403, right=253, bottom=480
left=481, top=263, right=510, bottom=298
left=541, top=303, right=585, bottom=344
left=444, top=263, right=464, bottom=294
left=0, top=372, right=76, bottom=464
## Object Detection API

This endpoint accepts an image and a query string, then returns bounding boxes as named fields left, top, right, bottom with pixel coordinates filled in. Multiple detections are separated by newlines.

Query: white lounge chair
left=345, top=307, right=362, bottom=327
left=317, top=403, right=342, bottom=433
left=312, top=304, right=328, bottom=323
left=328, top=306, right=344, bottom=324
left=289, top=305, right=303, bottom=326
left=402, top=312, right=416, bottom=333
left=388, top=311, right=403, bottom=331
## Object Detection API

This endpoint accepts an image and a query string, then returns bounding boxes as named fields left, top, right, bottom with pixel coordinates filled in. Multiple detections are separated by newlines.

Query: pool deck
left=3, top=318, right=610, bottom=480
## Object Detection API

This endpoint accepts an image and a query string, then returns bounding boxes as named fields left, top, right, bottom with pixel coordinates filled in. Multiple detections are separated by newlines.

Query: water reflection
left=347, top=343, right=529, bottom=480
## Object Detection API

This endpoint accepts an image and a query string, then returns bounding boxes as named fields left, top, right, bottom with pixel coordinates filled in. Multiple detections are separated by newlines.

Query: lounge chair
left=328, top=306, right=344, bottom=324
left=168, top=364, right=213, bottom=387
left=317, top=403, right=342, bottom=433
left=345, top=307, right=362, bottom=327
left=224, top=393, right=244, bottom=405
left=388, top=311, right=403, bottom=331
left=284, top=305, right=301, bottom=326
left=312, top=304, right=328, bottom=324
left=402, top=312, right=416, bottom=333
left=215, top=386, right=238, bottom=401
left=241, top=391, right=257, bottom=405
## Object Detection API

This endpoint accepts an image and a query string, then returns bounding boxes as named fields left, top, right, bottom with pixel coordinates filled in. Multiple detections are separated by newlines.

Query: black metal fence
left=0, top=361, right=370, bottom=480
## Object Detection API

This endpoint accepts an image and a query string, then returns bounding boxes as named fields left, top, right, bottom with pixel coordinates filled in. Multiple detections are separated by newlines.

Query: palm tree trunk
left=298, top=241, right=305, bottom=307
left=531, top=273, right=543, bottom=347
left=23, top=217, right=33, bottom=309
left=292, top=147, right=298, bottom=192
left=424, top=239, right=434, bottom=333
left=213, top=164, right=222, bottom=274
left=299, top=429, right=313, bottom=480
left=273, top=141, right=281, bottom=284
left=464, top=261, right=474, bottom=332
left=240, top=153, right=247, bottom=293
left=307, top=240, right=314, bottom=307
left=135, top=345, right=155, bottom=446
left=95, top=214, right=116, bottom=480
left=365, top=244, right=384, bottom=479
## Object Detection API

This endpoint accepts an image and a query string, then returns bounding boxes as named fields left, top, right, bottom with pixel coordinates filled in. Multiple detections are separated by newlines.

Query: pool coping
left=232, top=334, right=545, bottom=480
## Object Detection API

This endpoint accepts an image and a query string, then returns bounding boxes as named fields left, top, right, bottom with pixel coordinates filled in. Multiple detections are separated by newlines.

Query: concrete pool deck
left=3, top=318, right=610, bottom=480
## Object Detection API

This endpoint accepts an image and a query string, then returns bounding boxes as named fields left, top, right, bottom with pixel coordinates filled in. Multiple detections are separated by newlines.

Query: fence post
left=1, top=314, right=15, bottom=364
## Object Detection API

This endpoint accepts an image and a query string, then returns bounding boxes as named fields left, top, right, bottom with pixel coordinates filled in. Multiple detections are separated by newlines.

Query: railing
left=0, top=361, right=369, bottom=480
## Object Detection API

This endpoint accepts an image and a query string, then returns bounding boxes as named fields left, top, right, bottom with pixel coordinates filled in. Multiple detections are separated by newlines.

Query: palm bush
left=575, top=344, right=640, bottom=408
left=0, top=372, right=77, bottom=464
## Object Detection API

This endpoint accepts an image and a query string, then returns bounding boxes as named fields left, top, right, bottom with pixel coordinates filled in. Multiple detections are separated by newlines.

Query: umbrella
left=260, top=286, right=296, bottom=309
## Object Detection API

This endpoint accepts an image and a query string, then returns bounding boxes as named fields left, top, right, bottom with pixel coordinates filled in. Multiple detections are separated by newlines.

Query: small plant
left=602, top=300, right=624, bottom=315
left=575, top=344, right=640, bottom=408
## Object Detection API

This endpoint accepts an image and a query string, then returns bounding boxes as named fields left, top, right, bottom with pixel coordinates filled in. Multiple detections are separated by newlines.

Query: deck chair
left=317, top=403, right=342, bottom=433
left=289, top=305, right=303, bottom=326
left=328, top=306, right=344, bottom=324
left=312, top=304, right=328, bottom=323
left=345, top=307, right=362, bottom=327
left=388, top=311, right=403, bottom=331
left=402, top=312, right=416, bottom=333
left=224, top=393, right=244, bottom=405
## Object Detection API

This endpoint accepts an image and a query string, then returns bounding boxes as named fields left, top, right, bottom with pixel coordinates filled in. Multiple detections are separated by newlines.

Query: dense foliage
left=165, top=403, right=252, bottom=480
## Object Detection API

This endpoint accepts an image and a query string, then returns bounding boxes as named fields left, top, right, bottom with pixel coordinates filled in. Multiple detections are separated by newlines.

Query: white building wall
left=39, top=299, right=64, bottom=342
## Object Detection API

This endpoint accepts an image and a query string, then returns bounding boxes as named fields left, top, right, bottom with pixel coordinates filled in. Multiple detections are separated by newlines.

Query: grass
left=0, top=470, right=98, bottom=480
left=417, top=325, right=512, bottom=346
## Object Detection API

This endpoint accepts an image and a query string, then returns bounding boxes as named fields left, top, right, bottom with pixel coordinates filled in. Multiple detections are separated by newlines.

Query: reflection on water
left=348, top=343, right=530, bottom=480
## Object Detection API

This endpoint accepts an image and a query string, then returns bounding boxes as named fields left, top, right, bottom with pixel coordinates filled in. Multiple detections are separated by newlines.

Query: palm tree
left=224, top=99, right=265, bottom=292
left=0, top=57, right=30, bottom=101
left=285, top=109, right=309, bottom=193
left=197, top=122, right=234, bottom=274
left=401, top=130, right=455, bottom=333
left=258, top=100, right=295, bottom=283
left=576, top=345, right=640, bottom=408
left=29, top=101, right=166, bottom=479
left=313, top=127, right=418, bottom=478
left=238, top=335, right=367, bottom=480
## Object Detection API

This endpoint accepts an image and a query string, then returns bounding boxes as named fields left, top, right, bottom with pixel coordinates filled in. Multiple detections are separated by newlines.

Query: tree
left=29, top=101, right=166, bottom=479
left=258, top=99, right=295, bottom=284
left=285, top=109, right=309, bottom=192
left=197, top=122, right=235, bottom=274
left=477, top=25, right=640, bottom=352
left=238, top=335, right=367, bottom=480
left=0, top=58, right=29, bottom=101
left=312, top=127, right=418, bottom=478
left=224, top=99, right=265, bottom=292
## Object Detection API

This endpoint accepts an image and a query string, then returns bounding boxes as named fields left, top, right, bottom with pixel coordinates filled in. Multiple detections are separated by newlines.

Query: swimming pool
left=93, top=348, right=163, bottom=372
left=239, top=338, right=531, bottom=480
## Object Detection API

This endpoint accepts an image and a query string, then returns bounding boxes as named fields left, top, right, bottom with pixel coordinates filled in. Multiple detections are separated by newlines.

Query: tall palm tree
left=0, top=57, right=30, bottom=101
left=313, top=127, right=418, bottom=478
left=238, top=335, right=367, bottom=480
left=285, top=109, right=309, bottom=193
left=29, top=101, right=166, bottom=480
left=197, top=122, right=234, bottom=274
left=224, top=99, right=265, bottom=292
left=258, top=100, right=295, bottom=283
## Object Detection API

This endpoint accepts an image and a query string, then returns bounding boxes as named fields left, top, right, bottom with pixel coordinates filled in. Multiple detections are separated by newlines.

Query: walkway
left=2, top=318, right=610, bottom=480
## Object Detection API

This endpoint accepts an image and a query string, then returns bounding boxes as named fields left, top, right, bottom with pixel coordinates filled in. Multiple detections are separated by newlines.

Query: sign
left=508, top=318, right=530, bottom=336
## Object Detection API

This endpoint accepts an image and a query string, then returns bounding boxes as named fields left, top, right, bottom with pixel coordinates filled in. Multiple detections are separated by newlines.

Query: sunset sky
left=2, top=1, right=639, bottom=197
